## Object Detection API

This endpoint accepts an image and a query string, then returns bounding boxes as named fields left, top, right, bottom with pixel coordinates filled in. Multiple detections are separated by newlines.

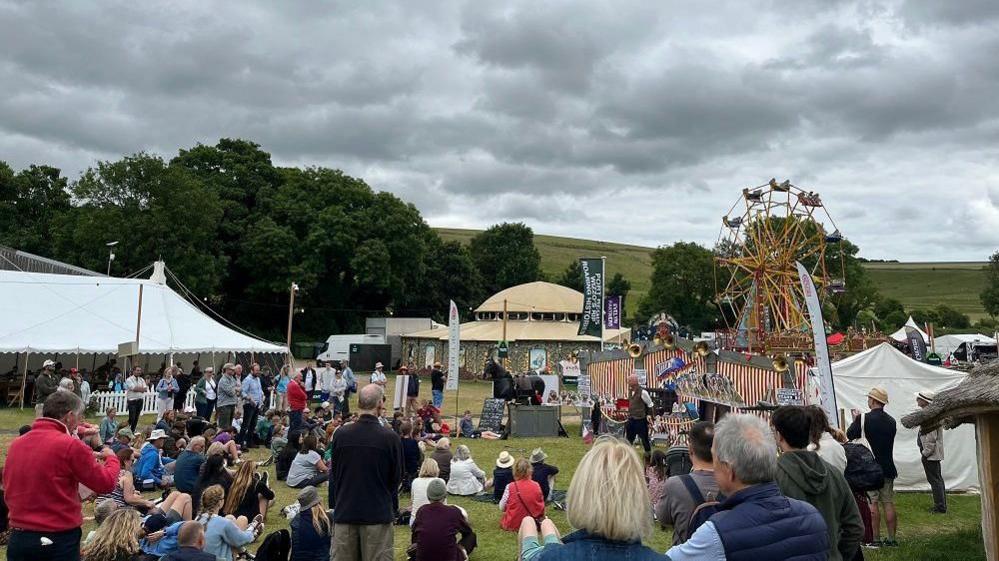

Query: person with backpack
left=772, top=406, right=863, bottom=561
left=846, top=387, right=898, bottom=547
left=664, top=414, right=829, bottom=561
left=655, top=421, right=719, bottom=545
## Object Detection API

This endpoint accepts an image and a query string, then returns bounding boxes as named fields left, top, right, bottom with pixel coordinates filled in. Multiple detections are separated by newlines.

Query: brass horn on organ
left=627, top=343, right=643, bottom=358
left=772, top=354, right=790, bottom=372
left=655, top=333, right=675, bottom=350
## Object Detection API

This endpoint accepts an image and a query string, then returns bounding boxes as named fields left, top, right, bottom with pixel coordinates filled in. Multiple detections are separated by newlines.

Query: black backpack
left=253, top=529, right=290, bottom=561
left=843, top=442, right=885, bottom=492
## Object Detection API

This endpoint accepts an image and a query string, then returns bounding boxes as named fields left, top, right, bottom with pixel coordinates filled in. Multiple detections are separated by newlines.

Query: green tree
left=638, top=242, right=719, bottom=331
left=59, top=154, right=224, bottom=294
left=874, top=297, right=905, bottom=321
left=934, top=305, right=970, bottom=329
left=413, top=238, right=484, bottom=321
left=881, top=310, right=908, bottom=331
left=556, top=260, right=584, bottom=292
left=607, top=272, right=631, bottom=299
left=0, top=163, right=72, bottom=255
left=983, top=251, right=999, bottom=318
left=468, top=223, right=542, bottom=296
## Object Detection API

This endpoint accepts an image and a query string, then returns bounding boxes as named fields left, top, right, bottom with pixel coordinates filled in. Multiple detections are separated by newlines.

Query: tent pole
left=135, top=284, right=144, bottom=352
left=19, top=351, right=28, bottom=409
left=76, top=348, right=80, bottom=370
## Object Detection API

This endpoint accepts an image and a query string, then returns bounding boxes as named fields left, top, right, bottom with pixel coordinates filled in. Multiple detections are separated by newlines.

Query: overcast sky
left=1, top=1, right=997, bottom=261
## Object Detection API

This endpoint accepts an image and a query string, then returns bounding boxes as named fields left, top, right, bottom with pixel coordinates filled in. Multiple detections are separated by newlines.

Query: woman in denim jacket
left=519, top=436, right=665, bottom=561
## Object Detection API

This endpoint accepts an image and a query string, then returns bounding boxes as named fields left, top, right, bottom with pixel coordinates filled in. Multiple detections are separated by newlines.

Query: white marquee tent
left=825, top=343, right=978, bottom=492
left=933, top=334, right=997, bottom=358
left=0, top=269, right=287, bottom=356
left=889, top=316, right=929, bottom=343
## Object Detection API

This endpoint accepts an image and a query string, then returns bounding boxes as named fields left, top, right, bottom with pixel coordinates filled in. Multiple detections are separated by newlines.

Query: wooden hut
left=901, top=360, right=999, bottom=560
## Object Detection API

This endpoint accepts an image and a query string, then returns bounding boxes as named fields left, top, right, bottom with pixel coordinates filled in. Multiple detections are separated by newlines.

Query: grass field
left=863, top=262, right=989, bottom=322
left=0, top=374, right=988, bottom=560
left=435, top=228, right=991, bottom=322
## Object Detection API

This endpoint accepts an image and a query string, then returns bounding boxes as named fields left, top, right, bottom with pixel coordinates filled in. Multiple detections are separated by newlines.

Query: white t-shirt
left=370, top=370, right=387, bottom=385
left=287, top=450, right=322, bottom=487
left=205, top=378, right=217, bottom=401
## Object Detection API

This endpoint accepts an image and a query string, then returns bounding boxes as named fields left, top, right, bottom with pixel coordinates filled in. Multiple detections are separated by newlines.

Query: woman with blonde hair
left=222, top=461, right=275, bottom=522
left=519, top=436, right=662, bottom=560
left=290, top=486, right=332, bottom=561
left=197, top=484, right=262, bottom=561
left=410, top=457, right=444, bottom=525
left=500, top=458, right=544, bottom=531
left=82, top=507, right=144, bottom=561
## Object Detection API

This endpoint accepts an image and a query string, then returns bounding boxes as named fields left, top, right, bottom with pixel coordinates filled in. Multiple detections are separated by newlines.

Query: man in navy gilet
left=665, top=413, right=828, bottom=561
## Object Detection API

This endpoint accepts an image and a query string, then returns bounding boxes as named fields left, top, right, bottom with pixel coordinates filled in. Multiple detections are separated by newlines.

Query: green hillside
left=435, top=228, right=991, bottom=322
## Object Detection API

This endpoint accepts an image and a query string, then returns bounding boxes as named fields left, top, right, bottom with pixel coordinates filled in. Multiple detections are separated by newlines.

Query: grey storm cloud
left=0, top=0, right=997, bottom=260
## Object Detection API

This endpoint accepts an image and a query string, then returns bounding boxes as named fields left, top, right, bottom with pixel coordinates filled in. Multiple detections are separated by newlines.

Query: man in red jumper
left=287, top=368, right=309, bottom=434
left=4, top=391, right=120, bottom=561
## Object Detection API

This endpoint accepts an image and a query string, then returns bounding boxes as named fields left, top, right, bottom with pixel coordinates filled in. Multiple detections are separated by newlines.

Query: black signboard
left=478, top=398, right=506, bottom=433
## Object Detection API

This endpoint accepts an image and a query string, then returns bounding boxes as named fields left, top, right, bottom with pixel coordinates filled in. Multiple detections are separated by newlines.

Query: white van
left=316, top=333, right=385, bottom=363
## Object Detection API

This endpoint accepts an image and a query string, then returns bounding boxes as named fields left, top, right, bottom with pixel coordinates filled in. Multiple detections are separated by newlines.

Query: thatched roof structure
left=901, top=360, right=999, bottom=431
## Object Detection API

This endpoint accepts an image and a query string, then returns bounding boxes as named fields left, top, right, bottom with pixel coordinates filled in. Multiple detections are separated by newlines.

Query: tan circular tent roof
left=475, top=281, right=583, bottom=314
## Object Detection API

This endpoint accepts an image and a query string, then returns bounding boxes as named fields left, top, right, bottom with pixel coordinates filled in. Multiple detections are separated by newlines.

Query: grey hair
left=357, top=384, right=384, bottom=411
left=58, top=377, right=75, bottom=390
left=713, top=413, right=777, bottom=485
left=453, top=444, right=471, bottom=462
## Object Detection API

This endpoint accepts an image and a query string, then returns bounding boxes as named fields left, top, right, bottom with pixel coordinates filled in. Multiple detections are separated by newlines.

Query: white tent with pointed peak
left=824, top=342, right=978, bottom=491
left=0, top=266, right=287, bottom=355
left=889, top=315, right=929, bottom=343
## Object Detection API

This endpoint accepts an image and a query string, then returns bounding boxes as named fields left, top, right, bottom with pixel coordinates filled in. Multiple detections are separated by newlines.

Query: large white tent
left=889, top=316, right=929, bottom=343
left=0, top=269, right=287, bottom=356
left=823, top=343, right=978, bottom=492
left=933, top=334, right=997, bottom=359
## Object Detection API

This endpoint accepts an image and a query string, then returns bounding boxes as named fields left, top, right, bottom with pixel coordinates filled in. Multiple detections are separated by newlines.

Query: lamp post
left=106, top=241, right=119, bottom=276
left=286, top=282, right=299, bottom=362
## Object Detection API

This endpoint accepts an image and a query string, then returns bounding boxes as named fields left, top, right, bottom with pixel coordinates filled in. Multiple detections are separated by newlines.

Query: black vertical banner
left=578, top=258, right=604, bottom=337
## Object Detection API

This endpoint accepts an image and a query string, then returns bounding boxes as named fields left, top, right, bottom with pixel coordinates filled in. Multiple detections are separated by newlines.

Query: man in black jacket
left=431, top=362, right=445, bottom=409
left=847, top=387, right=898, bottom=547
left=329, top=383, right=403, bottom=561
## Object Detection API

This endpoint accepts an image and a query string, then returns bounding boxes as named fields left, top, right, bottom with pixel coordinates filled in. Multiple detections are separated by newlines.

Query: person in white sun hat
left=370, top=362, right=387, bottom=387
left=33, top=359, right=59, bottom=418
left=915, top=390, right=946, bottom=514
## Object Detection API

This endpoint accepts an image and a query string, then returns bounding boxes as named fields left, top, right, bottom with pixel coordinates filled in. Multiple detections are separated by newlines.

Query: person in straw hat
left=290, top=486, right=332, bottom=561
left=847, top=386, right=899, bottom=547
left=493, top=450, right=515, bottom=502
left=915, top=390, right=946, bottom=514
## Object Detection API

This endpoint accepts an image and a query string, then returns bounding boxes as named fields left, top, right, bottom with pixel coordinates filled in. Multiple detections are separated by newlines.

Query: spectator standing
left=318, top=361, right=335, bottom=403
left=290, top=486, right=332, bottom=561
left=529, top=448, right=560, bottom=502
left=329, top=383, right=403, bottom=561
left=174, top=365, right=191, bottom=412
left=370, top=362, right=388, bottom=387
left=656, top=420, right=719, bottom=545
left=411, top=478, right=476, bottom=560
left=156, top=367, right=181, bottom=417
left=431, top=362, right=445, bottom=409
left=275, top=365, right=291, bottom=412
left=216, top=364, right=239, bottom=430
left=626, top=374, right=653, bottom=455
left=500, top=458, right=545, bottom=532
left=194, top=367, right=217, bottom=420
left=341, top=360, right=356, bottom=415
left=238, top=364, right=264, bottom=449
left=806, top=406, right=847, bottom=473
left=4, top=391, right=120, bottom=561
left=916, top=391, right=947, bottom=514
left=287, top=370, right=309, bottom=434
left=846, top=387, right=899, bottom=547
left=32, top=359, right=58, bottom=418
left=302, top=363, right=317, bottom=402
left=773, top=406, right=863, bottom=561
left=99, top=407, right=118, bottom=444
left=331, top=369, right=348, bottom=415
left=664, top=414, right=828, bottom=561
left=493, top=451, right=515, bottom=502
left=79, top=371, right=92, bottom=406
left=124, top=366, right=148, bottom=431
left=403, top=366, right=419, bottom=416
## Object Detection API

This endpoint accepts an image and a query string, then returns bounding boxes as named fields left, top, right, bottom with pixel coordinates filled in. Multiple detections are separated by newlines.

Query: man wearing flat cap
left=916, top=391, right=946, bottom=514
left=847, top=386, right=899, bottom=547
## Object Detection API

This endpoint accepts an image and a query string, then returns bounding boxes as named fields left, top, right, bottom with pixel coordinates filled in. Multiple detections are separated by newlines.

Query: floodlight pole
left=286, top=283, right=299, bottom=362
left=502, top=299, right=508, bottom=369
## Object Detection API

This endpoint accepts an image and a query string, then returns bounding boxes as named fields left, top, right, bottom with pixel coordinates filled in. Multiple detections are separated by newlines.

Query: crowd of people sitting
left=0, top=357, right=933, bottom=561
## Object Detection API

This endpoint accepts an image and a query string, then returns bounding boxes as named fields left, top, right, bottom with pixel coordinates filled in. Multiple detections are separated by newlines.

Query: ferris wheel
left=714, top=179, right=845, bottom=341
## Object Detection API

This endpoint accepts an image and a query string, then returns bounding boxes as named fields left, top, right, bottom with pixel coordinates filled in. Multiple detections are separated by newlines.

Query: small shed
left=901, top=360, right=999, bottom=560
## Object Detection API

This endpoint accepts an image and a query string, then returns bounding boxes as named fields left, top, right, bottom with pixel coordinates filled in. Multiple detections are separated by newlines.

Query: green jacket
left=34, top=372, right=58, bottom=405
left=776, top=450, right=863, bottom=561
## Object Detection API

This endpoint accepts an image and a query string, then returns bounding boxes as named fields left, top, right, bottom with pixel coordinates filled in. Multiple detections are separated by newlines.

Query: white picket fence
left=91, top=389, right=197, bottom=415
